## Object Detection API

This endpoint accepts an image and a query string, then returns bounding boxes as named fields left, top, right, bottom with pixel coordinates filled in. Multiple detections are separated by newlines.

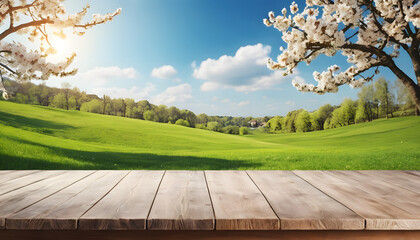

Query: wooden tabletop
left=0, top=170, right=419, bottom=231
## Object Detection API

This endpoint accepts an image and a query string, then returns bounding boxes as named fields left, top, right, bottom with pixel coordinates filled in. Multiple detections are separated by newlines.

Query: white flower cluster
left=264, top=0, right=419, bottom=94
left=0, top=0, right=121, bottom=98
left=0, top=41, right=76, bottom=80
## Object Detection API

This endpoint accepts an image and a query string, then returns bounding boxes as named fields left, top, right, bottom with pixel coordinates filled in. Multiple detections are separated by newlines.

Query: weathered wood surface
left=294, top=170, right=420, bottom=230
left=147, top=171, right=214, bottom=230
left=0, top=170, right=39, bottom=184
left=0, top=171, right=94, bottom=229
left=205, top=171, right=279, bottom=230
left=0, top=171, right=64, bottom=196
left=6, top=171, right=128, bottom=230
left=247, top=171, right=364, bottom=230
left=0, top=170, right=419, bottom=231
left=357, top=170, right=420, bottom=194
left=79, top=171, right=164, bottom=230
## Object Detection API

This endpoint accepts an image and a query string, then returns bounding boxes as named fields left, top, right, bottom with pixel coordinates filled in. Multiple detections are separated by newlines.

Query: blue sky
left=10, top=0, right=415, bottom=117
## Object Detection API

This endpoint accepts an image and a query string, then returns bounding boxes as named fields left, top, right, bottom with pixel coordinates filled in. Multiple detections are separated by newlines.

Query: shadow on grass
left=0, top=136, right=261, bottom=170
left=0, top=111, right=75, bottom=134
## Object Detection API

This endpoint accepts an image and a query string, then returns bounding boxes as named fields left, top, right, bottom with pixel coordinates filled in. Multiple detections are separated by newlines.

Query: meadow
left=0, top=101, right=419, bottom=170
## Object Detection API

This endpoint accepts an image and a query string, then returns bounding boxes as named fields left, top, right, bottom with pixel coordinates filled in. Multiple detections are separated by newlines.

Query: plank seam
left=291, top=170, right=367, bottom=230
left=77, top=171, right=132, bottom=229
left=245, top=171, right=281, bottom=230
left=4, top=170, right=98, bottom=229
left=0, top=171, right=67, bottom=197
left=146, top=170, right=166, bottom=230
left=0, top=170, right=41, bottom=185
left=203, top=171, right=216, bottom=230
left=322, top=171, right=419, bottom=218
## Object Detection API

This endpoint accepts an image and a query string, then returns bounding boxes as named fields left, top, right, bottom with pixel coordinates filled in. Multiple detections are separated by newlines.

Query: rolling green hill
left=0, top=101, right=419, bottom=170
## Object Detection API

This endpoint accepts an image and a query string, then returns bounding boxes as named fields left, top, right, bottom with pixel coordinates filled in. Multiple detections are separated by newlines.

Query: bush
left=175, top=119, right=190, bottom=127
left=222, top=126, right=240, bottom=135
left=239, top=127, right=249, bottom=135
left=195, top=123, right=206, bottom=129
left=206, top=121, right=222, bottom=132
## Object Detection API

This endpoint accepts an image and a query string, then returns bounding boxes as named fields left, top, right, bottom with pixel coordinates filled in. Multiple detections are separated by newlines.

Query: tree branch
left=0, top=19, right=54, bottom=41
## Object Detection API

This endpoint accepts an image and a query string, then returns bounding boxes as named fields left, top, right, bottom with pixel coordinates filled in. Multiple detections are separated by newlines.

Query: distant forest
left=1, top=77, right=416, bottom=135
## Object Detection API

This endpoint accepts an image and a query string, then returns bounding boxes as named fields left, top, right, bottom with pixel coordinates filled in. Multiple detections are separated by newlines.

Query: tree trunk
left=388, top=61, right=420, bottom=116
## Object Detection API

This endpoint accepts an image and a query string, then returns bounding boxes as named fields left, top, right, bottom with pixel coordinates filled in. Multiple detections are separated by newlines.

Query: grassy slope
left=0, top=101, right=419, bottom=170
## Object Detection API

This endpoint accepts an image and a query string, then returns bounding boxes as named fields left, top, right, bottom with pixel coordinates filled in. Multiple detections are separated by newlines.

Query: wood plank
left=247, top=171, right=364, bottom=230
left=404, top=170, right=420, bottom=178
left=205, top=171, right=279, bottom=230
left=0, top=171, right=66, bottom=196
left=6, top=170, right=128, bottom=230
left=0, top=171, right=93, bottom=229
left=1, top=230, right=420, bottom=240
left=147, top=171, right=214, bottom=230
left=79, top=171, right=164, bottom=230
left=294, top=170, right=420, bottom=230
left=325, top=171, right=420, bottom=216
left=0, top=170, right=39, bottom=184
left=357, top=171, right=420, bottom=194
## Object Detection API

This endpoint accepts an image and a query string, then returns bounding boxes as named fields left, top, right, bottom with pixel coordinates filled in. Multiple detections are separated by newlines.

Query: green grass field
left=0, top=101, right=419, bottom=170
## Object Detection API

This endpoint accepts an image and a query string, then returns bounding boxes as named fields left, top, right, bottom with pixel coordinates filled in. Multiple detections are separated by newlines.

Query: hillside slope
left=0, top=101, right=419, bottom=169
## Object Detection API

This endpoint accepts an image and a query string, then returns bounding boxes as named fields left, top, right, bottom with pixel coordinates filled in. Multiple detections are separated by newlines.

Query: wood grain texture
left=0, top=171, right=39, bottom=184
left=294, top=170, right=420, bottom=230
left=327, top=171, right=420, bottom=216
left=1, top=230, right=420, bottom=240
left=0, top=171, right=65, bottom=196
left=247, top=171, right=364, bottom=230
left=357, top=171, right=420, bottom=194
left=147, top=171, right=214, bottom=230
left=79, top=171, right=164, bottom=230
left=0, top=171, right=93, bottom=229
left=6, top=171, right=128, bottom=230
left=205, top=171, right=279, bottom=230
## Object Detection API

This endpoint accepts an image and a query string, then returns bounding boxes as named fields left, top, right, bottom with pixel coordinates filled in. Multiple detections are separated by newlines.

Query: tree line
left=2, top=80, right=262, bottom=135
left=266, top=77, right=416, bottom=133
left=2, top=77, right=414, bottom=135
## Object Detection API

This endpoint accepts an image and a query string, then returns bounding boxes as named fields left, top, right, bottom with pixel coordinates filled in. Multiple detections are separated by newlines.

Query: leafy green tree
left=175, top=119, right=190, bottom=127
left=13, top=93, right=28, bottom=104
left=295, top=110, right=311, bottom=132
left=168, top=106, right=182, bottom=124
left=394, top=78, right=415, bottom=115
left=143, top=110, right=159, bottom=122
left=284, top=109, right=303, bottom=133
left=239, top=127, right=249, bottom=135
left=181, top=110, right=196, bottom=127
left=124, top=98, right=136, bottom=118
left=374, top=77, right=395, bottom=119
left=356, top=84, right=375, bottom=122
left=206, top=122, right=222, bottom=132
left=50, top=93, right=67, bottom=109
left=222, top=126, right=240, bottom=135
left=80, top=99, right=103, bottom=114
left=196, top=113, right=209, bottom=124
left=266, top=116, right=282, bottom=133
left=310, top=104, right=334, bottom=131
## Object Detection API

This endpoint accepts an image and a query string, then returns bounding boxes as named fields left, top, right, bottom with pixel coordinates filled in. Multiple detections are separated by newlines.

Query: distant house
left=260, top=122, right=267, bottom=128
left=249, top=120, right=257, bottom=128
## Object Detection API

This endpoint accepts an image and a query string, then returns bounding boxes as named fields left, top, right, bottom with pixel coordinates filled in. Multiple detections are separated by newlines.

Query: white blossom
left=264, top=0, right=418, bottom=94
left=0, top=0, right=121, bottom=97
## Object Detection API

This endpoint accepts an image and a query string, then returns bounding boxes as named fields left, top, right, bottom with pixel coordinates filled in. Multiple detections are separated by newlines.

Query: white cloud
left=151, top=65, right=177, bottom=79
left=151, top=83, right=193, bottom=105
left=193, top=43, right=295, bottom=92
left=221, top=98, right=231, bottom=103
left=92, top=83, right=155, bottom=101
left=81, top=66, right=138, bottom=86
left=237, top=101, right=250, bottom=107
left=191, top=61, right=197, bottom=68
